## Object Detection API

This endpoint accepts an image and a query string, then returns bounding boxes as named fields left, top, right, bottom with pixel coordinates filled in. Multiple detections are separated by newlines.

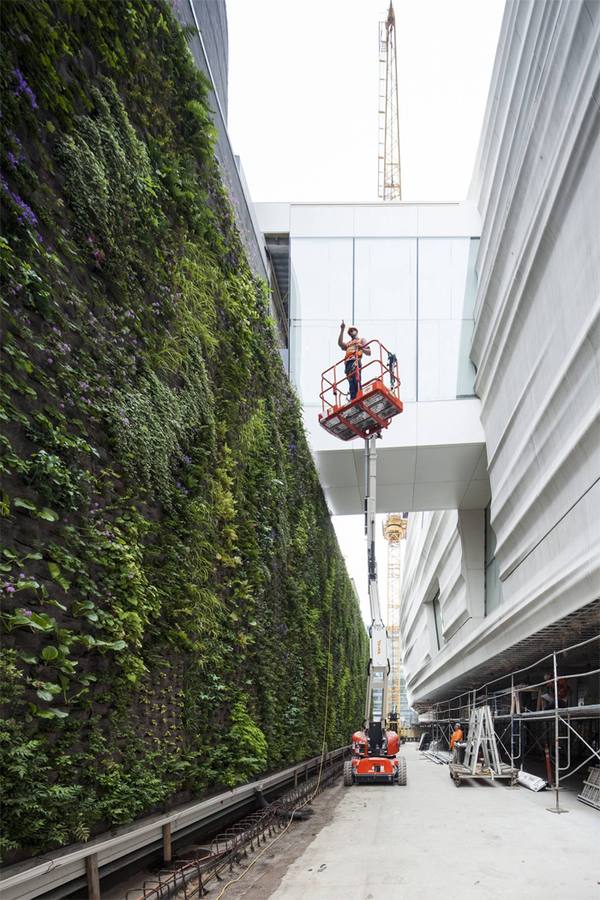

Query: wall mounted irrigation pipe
left=0, top=748, right=349, bottom=900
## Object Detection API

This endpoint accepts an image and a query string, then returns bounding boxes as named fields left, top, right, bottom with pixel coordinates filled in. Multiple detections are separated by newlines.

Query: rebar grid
left=127, top=758, right=344, bottom=900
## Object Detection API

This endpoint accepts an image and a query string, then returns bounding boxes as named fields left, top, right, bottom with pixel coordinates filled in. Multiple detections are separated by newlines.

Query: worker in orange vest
left=338, top=321, right=371, bottom=400
left=450, top=722, right=463, bottom=750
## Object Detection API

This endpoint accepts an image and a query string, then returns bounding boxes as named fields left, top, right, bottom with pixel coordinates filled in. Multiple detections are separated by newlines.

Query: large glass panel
left=289, top=237, right=354, bottom=403
left=292, top=320, right=343, bottom=407
left=290, top=237, right=353, bottom=321
left=417, top=238, right=478, bottom=400
left=354, top=238, right=416, bottom=319
left=354, top=238, right=417, bottom=402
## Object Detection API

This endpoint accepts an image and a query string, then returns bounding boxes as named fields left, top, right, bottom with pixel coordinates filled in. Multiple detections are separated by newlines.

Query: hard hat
left=454, top=722, right=461, bottom=729
left=347, top=325, right=358, bottom=334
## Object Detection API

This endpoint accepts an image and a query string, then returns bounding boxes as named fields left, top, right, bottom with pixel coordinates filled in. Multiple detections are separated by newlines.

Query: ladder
left=463, top=705, right=502, bottom=775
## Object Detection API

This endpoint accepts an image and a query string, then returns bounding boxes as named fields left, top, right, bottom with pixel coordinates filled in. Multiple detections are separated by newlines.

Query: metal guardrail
left=128, top=755, right=344, bottom=900
left=0, top=748, right=348, bottom=900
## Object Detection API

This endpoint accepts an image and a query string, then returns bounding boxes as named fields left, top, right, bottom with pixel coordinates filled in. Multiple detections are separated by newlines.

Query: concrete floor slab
left=266, top=744, right=600, bottom=900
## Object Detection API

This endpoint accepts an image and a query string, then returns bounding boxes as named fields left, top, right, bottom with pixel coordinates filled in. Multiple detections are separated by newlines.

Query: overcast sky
left=226, top=0, right=504, bottom=622
left=227, top=0, right=504, bottom=203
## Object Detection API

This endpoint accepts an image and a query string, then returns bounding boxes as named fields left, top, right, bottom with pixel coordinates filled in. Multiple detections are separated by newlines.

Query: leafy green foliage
left=0, top=0, right=368, bottom=862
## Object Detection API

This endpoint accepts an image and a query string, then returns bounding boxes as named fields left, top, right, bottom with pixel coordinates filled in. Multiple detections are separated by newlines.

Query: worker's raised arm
left=338, top=320, right=347, bottom=350
left=362, top=339, right=371, bottom=356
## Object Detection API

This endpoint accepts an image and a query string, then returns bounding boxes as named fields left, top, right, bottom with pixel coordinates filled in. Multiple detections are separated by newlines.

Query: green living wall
left=0, top=0, right=368, bottom=861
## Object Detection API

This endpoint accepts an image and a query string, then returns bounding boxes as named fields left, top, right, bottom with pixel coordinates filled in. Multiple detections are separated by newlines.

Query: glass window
left=354, top=238, right=417, bottom=402
left=290, top=237, right=353, bottom=321
left=354, top=238, right=416, bottom=319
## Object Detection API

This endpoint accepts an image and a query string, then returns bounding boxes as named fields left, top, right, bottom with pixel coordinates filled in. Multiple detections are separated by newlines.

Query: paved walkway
left=264, top=744, right=599, bottom=900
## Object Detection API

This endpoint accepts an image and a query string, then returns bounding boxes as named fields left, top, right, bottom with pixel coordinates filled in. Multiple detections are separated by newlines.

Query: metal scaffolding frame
left=418, top=634, right=600, bottom=813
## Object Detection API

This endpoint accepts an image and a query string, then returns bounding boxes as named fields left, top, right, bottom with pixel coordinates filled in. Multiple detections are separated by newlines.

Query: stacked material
left=423, top=751, right=453, bottom=765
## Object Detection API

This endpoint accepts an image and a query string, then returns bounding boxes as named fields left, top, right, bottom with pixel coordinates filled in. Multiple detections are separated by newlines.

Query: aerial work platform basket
left=318, top=340, right=403, bottom=441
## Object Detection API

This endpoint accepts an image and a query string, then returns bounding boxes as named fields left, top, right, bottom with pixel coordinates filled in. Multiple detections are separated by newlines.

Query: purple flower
left=13, top=68, right=38, bottom=109
left=181, top=454, right=192, bottom=466
left=5, top=585, right=16, bottom=594
left=19, top=573, right=26, bottom=579
left=46, top=357, right=53, bottom=365
left=7, top=151, right=18, bottom=170
left=0, top=176, right=39, bottom=229
left=20, top=608, right=33, bottom=617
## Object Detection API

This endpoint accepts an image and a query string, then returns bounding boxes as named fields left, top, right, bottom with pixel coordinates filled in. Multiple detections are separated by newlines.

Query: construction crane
left=378, top=2, right=402, bottom=200
left=383, top=513, right=408, bottom=724
left=318, top=340, right=407, bottom=785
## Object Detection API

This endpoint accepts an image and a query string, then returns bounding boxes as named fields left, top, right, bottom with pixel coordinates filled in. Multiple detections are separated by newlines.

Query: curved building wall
left=400, top=0, right=600, bottom=706
left=471, top=0, right=600, bottom=622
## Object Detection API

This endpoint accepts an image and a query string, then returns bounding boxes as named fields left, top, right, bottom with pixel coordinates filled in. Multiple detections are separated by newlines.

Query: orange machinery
left=318, top=339, right=407, bottom=786
left=318, top=339, right=403, bottom=442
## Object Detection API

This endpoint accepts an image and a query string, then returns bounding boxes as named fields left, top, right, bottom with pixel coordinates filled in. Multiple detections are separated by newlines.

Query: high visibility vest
left=345, top=338, right=363, bottom=360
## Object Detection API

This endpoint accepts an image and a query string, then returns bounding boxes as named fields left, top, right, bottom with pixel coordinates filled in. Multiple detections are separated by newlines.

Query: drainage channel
left=124, top=758, right=343, bottom=900
left=0, top=749, right=347, bottom=900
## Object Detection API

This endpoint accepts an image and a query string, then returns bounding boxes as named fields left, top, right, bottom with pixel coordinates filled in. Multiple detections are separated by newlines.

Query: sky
left=226, top=0, right=504, bottom=622
left=227, top=0, right=504, bottom=203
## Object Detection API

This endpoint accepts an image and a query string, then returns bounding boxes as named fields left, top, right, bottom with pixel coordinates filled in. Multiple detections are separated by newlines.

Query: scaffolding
left=417, top=634, right=600, bottom=812
left=378, top=2, right=402, bottom=200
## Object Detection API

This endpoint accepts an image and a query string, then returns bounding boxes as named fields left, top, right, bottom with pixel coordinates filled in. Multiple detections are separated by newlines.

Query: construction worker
left=449, top=722, right=463, bottom=750
left=338, top=321, right=371, bottom=401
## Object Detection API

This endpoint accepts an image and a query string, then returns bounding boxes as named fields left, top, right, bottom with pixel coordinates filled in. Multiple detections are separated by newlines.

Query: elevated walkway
left=305, top=397, right=488, bottom=515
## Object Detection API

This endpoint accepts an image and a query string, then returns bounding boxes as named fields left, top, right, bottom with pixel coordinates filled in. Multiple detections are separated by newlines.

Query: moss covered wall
left=0, top=0, right=368, bottom=861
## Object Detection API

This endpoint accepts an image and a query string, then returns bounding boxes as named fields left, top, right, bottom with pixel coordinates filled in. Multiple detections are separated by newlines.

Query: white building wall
left=400, top=0, right=600, bottom=706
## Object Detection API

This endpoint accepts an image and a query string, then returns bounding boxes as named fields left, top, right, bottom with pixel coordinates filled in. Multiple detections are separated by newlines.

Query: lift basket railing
left=319, top=339, right=401, bottom=415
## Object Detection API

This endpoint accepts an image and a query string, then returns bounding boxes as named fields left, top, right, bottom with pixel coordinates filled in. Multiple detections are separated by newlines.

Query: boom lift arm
left=364, top=435, right=389, bottom=726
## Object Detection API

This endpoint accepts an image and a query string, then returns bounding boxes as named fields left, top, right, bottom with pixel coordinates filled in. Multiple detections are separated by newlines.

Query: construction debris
left=517, top=771, right=547, bottom=792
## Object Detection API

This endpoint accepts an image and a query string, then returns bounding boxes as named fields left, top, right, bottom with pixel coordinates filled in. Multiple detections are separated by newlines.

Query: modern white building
left=257, top=0, right=600, bottom=711
left=399, top=0, right=600, bottom=707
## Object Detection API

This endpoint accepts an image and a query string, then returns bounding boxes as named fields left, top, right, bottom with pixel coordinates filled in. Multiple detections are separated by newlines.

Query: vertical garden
left=0, top=0, right=368, bottom=860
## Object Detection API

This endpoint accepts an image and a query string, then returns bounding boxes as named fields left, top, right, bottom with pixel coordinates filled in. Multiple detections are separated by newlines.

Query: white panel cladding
left=471, top=0, right=600, bottom=605
left=400, top=510, right=485, bottom=702
left=401, top=1, right=600, bottom=705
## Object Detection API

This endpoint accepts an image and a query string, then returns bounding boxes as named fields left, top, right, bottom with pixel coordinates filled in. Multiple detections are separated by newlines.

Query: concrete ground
left=221, top=743, right=600, bottom=900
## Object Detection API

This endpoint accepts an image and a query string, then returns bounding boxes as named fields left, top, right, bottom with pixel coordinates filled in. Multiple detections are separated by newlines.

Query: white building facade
left=400, top=0, right=600, bottom=707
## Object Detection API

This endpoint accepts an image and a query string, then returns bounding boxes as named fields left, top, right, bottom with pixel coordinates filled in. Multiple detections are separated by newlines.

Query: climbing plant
left=0, top=0, right=368, bottom=862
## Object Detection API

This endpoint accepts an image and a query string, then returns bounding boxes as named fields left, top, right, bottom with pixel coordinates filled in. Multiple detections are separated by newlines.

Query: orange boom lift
left=318, top=339, right=403, bottom=441
left=319, top=339, right=407, bottom=786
